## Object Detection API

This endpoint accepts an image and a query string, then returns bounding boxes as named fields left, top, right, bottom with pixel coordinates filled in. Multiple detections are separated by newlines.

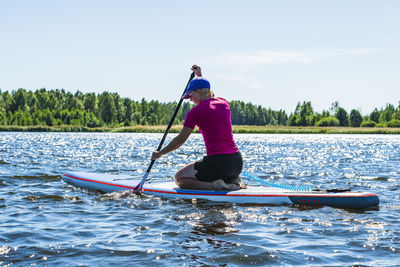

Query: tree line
left=288, top=101, right=400, bottom=127
left=0, top=88, right=399, bottom=128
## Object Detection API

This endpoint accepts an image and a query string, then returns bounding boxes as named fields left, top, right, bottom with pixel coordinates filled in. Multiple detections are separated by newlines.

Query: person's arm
left=151, top=126, right=193, bottom=160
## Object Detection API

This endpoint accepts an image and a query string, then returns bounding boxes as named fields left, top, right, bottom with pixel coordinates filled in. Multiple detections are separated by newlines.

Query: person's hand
left=191, top=64, right=202, bottom=77
left=151, top=151, right=163, bottom=160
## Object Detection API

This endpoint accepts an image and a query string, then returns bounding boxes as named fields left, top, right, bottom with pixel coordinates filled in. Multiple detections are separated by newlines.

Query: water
left=1, top=132, right=399, bottom=266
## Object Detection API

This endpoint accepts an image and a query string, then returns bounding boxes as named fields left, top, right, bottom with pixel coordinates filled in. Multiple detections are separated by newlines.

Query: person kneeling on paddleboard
left=151, top=65, right=246, bottom=190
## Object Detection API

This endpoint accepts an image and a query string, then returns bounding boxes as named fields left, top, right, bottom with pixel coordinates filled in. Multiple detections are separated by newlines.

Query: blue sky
left=1, top=0, right=399, bottom=114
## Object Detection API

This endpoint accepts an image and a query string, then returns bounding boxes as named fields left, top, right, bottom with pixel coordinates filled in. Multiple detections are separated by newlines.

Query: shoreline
left=1, top=125, right=400, bottom=134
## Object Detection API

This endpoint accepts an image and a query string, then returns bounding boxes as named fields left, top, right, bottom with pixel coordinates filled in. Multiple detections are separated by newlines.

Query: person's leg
left=214, top=152, right=245, bottom=190
left=228, top=176, right=247, bottom=189
left=174, top=162, right=231, bottom=190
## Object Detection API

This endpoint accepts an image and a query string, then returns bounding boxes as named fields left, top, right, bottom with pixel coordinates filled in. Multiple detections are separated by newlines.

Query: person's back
left=184, top=97, right=238, bottom=156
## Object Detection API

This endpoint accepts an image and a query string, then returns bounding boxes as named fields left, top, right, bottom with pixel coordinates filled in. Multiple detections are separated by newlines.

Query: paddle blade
left=132, top=185, right=142, bottom=195
left=133, top=171, right=149, bottom=194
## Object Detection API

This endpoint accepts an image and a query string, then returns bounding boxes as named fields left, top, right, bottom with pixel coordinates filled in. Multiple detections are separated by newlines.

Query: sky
left=1, top=0, right=399, bottom=115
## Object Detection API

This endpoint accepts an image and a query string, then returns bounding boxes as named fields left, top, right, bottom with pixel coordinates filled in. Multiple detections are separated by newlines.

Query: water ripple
left=0, top=133, right=399, bottom=266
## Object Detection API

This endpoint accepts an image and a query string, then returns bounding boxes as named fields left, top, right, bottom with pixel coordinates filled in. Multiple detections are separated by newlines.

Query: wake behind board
left=62, top=172, right=379, bottom=209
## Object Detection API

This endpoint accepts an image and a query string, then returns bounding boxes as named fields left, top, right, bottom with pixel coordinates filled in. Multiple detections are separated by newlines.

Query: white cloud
left=220, top=51, right=316, bottom=65
left=213, top=74, right=266, bottom=92
left=335, top=48, right=381, bottom=56
left=214, top=48, right=380, bottom=66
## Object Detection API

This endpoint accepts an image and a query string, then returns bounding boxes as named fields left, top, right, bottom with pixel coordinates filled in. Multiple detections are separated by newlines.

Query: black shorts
left=194, top=152, right=243, bottom=183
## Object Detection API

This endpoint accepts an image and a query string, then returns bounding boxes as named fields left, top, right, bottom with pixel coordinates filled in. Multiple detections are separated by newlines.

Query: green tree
left=70, top=96, right=84, bottom=110
left=276, top=110, right=288, bottom=125
left=179, top=101, right=192, bottom=122
left=288, top=113, right=300, bottom=126
left=148, top=113, right=159, bottom=125
left=330, top=101, right=339, bottom=115
left=54, top=89, right=69, bottom=110
left=12, top=89, right=29, bottom=112
left=70, top=108, right=84, bottom=125
left=0, top=90, right=6, bottom=114
left=84, top=93, right=98, bottom=113
left=335, top=107, right=349, bottom=126
left=0, top=112, right=7, bottom=125
left=299, top=101, right=314, bottom=126
left=28, top=94, right=40, bottom=113
left=60, top=109, right=72, bottom=125
left=48, top=93, right=59, bottom=111
left=1, top=91, right=12, bottom=114
left=394, top=102, right=400, bottom=120
left=3, top=87, right=398, bottom=129
left=291, top=102, right=302, bottom=124
left=132, top=111, right=141, bottom=125
left=245, top=103, right=257, bottom=125
left=349, top=109, right=363, bottom=127
left=369, top=108, right=380, bottom=123
left=99, top=92, right=117, bottom=125
left=113, top=93, right=126, bottom=123
left=123, top=98, right=134, bottom=122
left=288, top=101, right=314, bottom=126
left=316, top=116, right=339, bottom=127
left=34, top=108, right=55, bottom=126
left=230, top=101, right=241, bottom=125
left=361, top=120, right=376, bottom=127
left=140, top=98, right=149, bottom=117
left=10, top=110, right=22, bottom=125
left=379, top=104, right=395, bottom=123
left=86, top=112, right=102, bottom=127
left=36, top=88, right=51, bottom=110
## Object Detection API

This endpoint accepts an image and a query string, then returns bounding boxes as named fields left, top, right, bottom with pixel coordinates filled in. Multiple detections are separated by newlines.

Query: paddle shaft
left=135, top=72, right=195, bottom=191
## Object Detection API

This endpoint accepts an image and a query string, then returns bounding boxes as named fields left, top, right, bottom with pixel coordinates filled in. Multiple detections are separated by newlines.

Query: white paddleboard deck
left=63, top=172, right=379, bottom=209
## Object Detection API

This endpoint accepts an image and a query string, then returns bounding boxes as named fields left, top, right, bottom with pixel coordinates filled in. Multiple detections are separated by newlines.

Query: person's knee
left=174, top=175, right=186, bottom=188
left=177, top=163, right=195, bottom=178
left=175, top=178, right=185, bottom=188
left=175, top=177, right=193, bottom=189
left=174, top=172, right=182, bottom=186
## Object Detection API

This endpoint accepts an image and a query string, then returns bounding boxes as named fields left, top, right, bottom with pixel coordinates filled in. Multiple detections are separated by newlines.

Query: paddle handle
left=135, top=72, right=195, bottom=192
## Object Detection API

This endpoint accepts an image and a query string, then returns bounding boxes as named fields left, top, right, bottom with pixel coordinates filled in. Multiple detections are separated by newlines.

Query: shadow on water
left=11, top=174, right=62, bottom=181
left=189, top=207, right=240, bottom=236
left=291, top=203, right=380, bottom=213
left=23, top=194, right=81, bottom=202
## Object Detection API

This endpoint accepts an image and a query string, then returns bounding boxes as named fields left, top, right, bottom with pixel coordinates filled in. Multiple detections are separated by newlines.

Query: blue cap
left=182, top=78, right=211, bottom=99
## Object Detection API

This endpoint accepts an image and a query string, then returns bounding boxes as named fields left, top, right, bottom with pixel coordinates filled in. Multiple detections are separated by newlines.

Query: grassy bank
left=0, top=125, right=111, bottom=132
left=231, top=125, right=400, bottom=134
left=1, top=125, right=400, bottom=134
left=0, top=125, right=185, bottom=133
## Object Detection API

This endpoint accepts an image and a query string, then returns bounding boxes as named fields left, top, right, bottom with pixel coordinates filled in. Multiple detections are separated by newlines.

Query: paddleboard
left=62, top=172, right=379, bottom=209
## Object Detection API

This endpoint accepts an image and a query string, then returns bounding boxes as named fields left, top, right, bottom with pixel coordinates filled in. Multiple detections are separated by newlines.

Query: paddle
left=133, top=71, right=195, bottom=193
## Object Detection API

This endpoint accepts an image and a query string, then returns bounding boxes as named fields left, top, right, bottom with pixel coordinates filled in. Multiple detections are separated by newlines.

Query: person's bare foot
left=212, top=178, right=247, bottom=191
left=238, top=181, right=247, bottom=189
left=212, top=179, right=231, bottom=190
left=226, top=182, right=240, bottom=190
left=228, top=177, right=247, bottom=190
left=214, top=179, right=247, bottom=190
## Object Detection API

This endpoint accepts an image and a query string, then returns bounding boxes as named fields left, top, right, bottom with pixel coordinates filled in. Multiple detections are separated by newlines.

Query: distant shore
left=1, top=125, right=400, bottom=134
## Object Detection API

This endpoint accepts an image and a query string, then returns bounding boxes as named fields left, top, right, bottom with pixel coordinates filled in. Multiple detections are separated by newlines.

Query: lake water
left=1, top=132, right=399, bottom=266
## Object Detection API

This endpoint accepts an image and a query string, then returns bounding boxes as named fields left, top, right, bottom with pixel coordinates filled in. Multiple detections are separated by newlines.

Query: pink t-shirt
left=183, top=97, right=239, bottom=156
